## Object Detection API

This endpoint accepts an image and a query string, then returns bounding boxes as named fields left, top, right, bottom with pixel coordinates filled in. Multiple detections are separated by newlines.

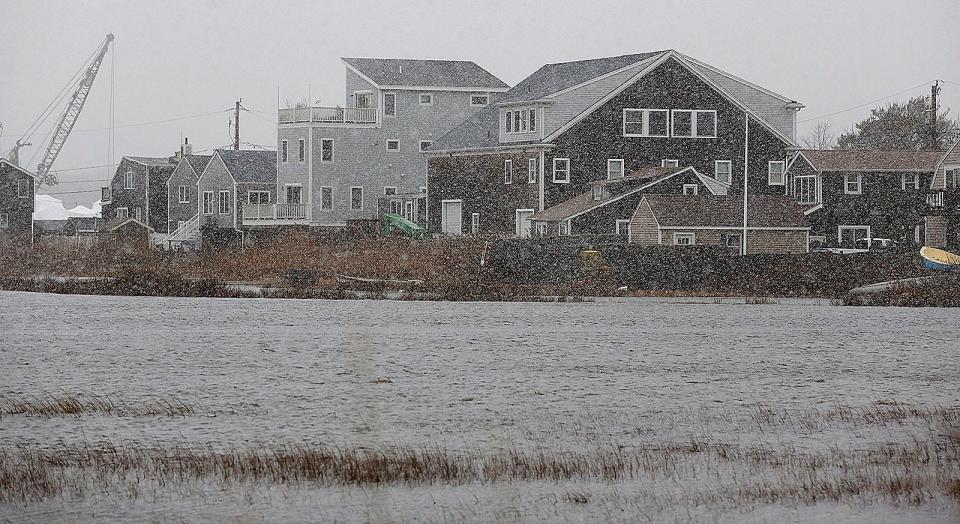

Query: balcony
left=278, top=106, right=378, bottom=126
left=924, top=189, right=960, bottom=215
left=242, top=203, right=309, bottom=225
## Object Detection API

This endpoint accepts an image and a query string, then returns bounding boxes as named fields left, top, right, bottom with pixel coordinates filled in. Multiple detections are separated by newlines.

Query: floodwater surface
left=1, top=291, right=958, bottom=522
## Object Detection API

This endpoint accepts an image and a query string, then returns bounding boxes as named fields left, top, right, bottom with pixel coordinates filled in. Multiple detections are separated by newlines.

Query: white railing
left=242, top=203, right=308, bottom=221
left=927, top=191, right=944, bottom=208
left=278, top=106, right=377, bottom=125
left=164, top=214, right=199, bottom=243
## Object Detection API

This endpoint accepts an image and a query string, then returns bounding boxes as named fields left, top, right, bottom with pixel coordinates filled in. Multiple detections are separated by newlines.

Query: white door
left=441, top=200, right=462, bottom=235
left=516, top=209, right=534, bottom=238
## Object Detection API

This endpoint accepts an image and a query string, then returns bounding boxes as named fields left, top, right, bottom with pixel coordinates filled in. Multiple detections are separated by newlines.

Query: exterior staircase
left=162, top=214, right=200, bottom=249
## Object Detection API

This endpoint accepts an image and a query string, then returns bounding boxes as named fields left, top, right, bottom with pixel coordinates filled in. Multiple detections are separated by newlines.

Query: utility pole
left=930, top=81, right=940, bottom=150
left=234, top=99, right=241, bottom=150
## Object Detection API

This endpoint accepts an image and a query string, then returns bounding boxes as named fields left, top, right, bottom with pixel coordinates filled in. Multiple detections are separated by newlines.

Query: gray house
left=0, top=159, right=36, bottom=246
left=166, top=139, right=212, bottom=234
left=100, top=155, right=177, bottom=234
left=253, top=57, right=508, bottom=229
left=197, top=149, right=277, bottom=231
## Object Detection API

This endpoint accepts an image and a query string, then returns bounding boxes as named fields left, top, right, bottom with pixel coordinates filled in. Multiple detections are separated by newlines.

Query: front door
left=516, top=209, right=534, bottom=238
left=441, top=200, right=462, bottom=235
left=404, top=201, right=414, bottom=222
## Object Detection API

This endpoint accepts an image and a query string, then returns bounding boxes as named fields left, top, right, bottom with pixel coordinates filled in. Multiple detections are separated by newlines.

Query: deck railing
left=242, top=203, right=308, bottom=221
left=278, top=106, right=378, bottom=125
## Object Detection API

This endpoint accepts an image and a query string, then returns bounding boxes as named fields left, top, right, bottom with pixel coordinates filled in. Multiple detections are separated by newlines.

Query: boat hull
left=920, top=247, right=960, bottom=272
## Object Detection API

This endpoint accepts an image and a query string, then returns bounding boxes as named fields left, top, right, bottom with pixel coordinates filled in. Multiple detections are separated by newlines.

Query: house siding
left=628, top=200, right=659, bottom=245
left=543, top=58, right=791, bottom=208
left=0, top=162, right=35, bottom=244
left=932, top=140, right=960, bottom=189
left=746, top=229, right=807, bottom=254
left=197, top=155, right=236, bottom=229
left=100, top=157, right=175, bottom=233
left=167, top=160, right=198, bottom=232
left=427, top=151, right=541, bottom=234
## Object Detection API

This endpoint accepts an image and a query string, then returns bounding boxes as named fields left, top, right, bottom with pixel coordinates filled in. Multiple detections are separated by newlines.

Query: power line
left=799, top=80, right=935, bottom=124
left=1, top=109, right=230, bottom=142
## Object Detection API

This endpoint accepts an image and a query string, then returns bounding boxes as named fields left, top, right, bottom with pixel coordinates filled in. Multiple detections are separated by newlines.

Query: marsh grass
left=0, top=436, right=957, bottom=506
left=0, top=394, right=203, bottom=418
left=750, top=400, right=960, bottom=431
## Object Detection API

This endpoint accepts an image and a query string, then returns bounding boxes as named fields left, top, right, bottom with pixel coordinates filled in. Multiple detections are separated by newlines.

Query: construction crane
left=9, top=33, right=114, bottom=187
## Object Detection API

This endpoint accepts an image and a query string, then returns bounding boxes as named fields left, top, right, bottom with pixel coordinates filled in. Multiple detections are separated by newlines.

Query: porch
left=278, top=106, right=378, bottom=126
left=242, top=203, right=310, bottom=226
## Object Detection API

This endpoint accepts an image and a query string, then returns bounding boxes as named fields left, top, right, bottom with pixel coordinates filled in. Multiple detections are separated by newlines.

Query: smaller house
left=629, top=194, right=809, bottom=253
left=100, top=155, right=177, bottom=235
left=0, top=158, right=36, bottom=246
left=105, top=217, right=154, bottom=246
left=166, top=139, right=212, bottom=234
left=197, top=149, right=277, bottom=236
left=529, top=165, right=728, bottom=238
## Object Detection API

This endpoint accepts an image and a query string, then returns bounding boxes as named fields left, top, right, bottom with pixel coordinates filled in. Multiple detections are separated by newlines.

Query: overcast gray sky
left=2, top=0, right=958, bottom=206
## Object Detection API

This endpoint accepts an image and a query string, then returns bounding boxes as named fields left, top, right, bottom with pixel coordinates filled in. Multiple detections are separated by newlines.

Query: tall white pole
left=742, top=111, right=749, bottom=256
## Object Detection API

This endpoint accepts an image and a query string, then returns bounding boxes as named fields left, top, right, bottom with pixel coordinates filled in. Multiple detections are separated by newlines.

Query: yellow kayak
left=920, top=246, right=960, bottom=271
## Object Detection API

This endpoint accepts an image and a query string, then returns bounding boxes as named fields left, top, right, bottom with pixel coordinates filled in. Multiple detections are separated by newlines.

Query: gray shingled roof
left=342, top=58, right=508, bottom=89
left=643, top=194, right=807, bottom=228
left=429, top=52, right=665, bottom=152
left=216, top=150, right=277, bottom=184
left=126, top=156, right=176, bottom=167
left=801, top=149, right=943, bottom=172
left=185, top=154, right=212, bottom=177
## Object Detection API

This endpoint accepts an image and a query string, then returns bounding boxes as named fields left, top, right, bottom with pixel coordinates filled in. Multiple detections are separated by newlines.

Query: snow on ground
left=33, top=194, right=101, bottom=220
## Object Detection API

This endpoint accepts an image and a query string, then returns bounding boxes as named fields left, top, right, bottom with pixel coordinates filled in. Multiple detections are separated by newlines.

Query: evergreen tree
left=837, top=96, right=959, bottom=151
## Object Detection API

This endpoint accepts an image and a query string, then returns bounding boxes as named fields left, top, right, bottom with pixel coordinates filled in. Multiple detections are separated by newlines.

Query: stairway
left=162, top=214, right=200, bottom=248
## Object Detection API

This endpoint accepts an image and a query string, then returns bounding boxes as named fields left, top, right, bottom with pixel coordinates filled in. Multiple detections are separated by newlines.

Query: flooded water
left=1, top=291, right=959, bottom=522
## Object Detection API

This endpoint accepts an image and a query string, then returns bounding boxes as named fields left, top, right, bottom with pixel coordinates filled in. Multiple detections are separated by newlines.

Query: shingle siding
left=628, top=200, right=659, bottom=245
left=197, top=155, right=236, bottom=229
left=0, top=161, right=34, bottom=244
left=166, top=160, right=198, bottom=232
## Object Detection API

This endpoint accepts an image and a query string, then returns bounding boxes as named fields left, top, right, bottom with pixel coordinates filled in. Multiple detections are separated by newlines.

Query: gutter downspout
left=538, top=150, right=545, bottom=211
left=742, top=111, right=749, bottom=256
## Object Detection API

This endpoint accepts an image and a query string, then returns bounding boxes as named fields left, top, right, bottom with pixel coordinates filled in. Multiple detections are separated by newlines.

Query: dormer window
left=504, top=108, right=538, bottom=134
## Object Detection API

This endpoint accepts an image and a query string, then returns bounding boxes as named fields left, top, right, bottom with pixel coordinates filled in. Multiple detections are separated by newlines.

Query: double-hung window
left=553, top=158, right=570, bottom=183
left=383, top=93, right=397, bottom=117
left=350, top=186, right=363, bottom=211
left=615, top=219, right=630, bottom=236
left=607, top=159, right=624, bottom=179
left=622, top=109, right=669, bottom=137
left=504, top=108, right=537, bottom=134
left=844, top=173, right=862, bottom=194
left=768, top=161, right=785, bottom=185
left=17, top=179, right=29, bottom=197
left=116, top=207, right=129, bottom=219
left=354, top=91, right=371, bottom=108
left=124, top=170, right=135, bottom=189
left=795, top=175, right=819, bottom=204
left=202, top=192, right=214, bottom=215
left=248, top=191, right=270, bottom=205
left=298, top=139, right=305, bottom=162
left=471, top=213, right=480, bottom=234
left=901, top=173, right=919, bottom=190
left=715, top=160, right=732, bottom=184
left=504, top=160, right=513, bottom=184
left=528, top=109, right=537, bottom=132
left=281, top=140, right=288, bottom=163
left=320, top=187, right=333, bottom=210
left=320, top=139, right=334, bottom=162
left=178, top=185, right=189, bottom=203
left=218, top=190, right=230, bottom=214
left=528, top=158, right=537, bottom=184
left=671, top=110, right=717, bottom=138
left=505, top=111, right=513, bottom=133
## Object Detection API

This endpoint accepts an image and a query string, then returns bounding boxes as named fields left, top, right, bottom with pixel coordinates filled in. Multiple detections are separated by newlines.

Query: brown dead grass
left=0, top=393, right=196, bottom=418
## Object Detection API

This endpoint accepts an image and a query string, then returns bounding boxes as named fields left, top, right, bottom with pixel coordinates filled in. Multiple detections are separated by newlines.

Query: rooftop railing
left=278, top=106, right=378, bottom=125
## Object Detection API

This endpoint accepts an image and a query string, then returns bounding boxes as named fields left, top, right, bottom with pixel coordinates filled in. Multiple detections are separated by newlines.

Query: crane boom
left=34, top=33, right=114, bottom=187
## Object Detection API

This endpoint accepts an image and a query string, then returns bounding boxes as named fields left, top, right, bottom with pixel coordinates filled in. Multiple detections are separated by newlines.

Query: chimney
left=181, top=137, right=193, bottom=156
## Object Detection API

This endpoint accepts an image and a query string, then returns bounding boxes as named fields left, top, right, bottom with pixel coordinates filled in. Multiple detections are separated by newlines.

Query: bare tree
left=800, top=121, right=835, bottom=150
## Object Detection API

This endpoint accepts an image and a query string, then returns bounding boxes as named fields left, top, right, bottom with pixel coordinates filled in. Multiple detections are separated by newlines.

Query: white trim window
left=354, top=91, right=371, bottom=108
left=386, top=139, right=400, bottom=151
left=419, top=93, right=434, bottom=105
left=320, top=186, right=333, bottom=210
left=528, top=109, right=537, bottom=133
left=419, top=140, right=433, bottom=152
left=553, top=158, right=570, bottom=183
left=768, top=161, right=785, bottom=185
left=0, top=213, right=7, bottom=229
left=795, top=175, right=819, bottom=205
left=218, top=190, right=230, bottom=214
left=202, top=192, right=214, bottom=215
left=682, top=184, right=699, bottom=195
left=901, top=172, right=920, bottom=190
left=350, top=186, right=363, bottom=211
left=470, top=94, right=489, bottom=107
left=528, top=158, right=538, bottom=184
left=661, top=159, right=679, bottom=168
left=17, top=179, right=29, bottom=197
left=622, top=109, right=669, bottom=137
left=383, top=93, right=397, bottom=117
left=607, top=159, right=625, bottom=179
left=504, top=111, right=513, bottom=134
left=504, top=159, right=513, bottom=184
left=247, top=190, right=270, bottom=204
left=134, top=207, right=142, bottom=221
left=285, top=185, right=303, bottom=204
left=471, top=212, right=480, bottom=234
left=673, top=232, right=696, bottom=245
left=504, top=108, right=537, bottom=134
left=320, top=139, right=334, bottom=162
left=671, top=109, right=717, bottom=138
left=178, top=185, right=189, bottom=203
left=281, top=140, right=288, bottom=163
left=715, top=160, right=732, bottom=184
left=844, top=173, right=862, bottom=194
left=115, top=207, right=129, bottom=219
left=615, top=219, right=630, bottom=236
left=838, top=225, right=870, bottom=248
left=592, top=185, right=604, bottom=201
left=298, top=138, right=305, bottom=162
left=124, top=170, right=135, bottom=189
left=384, top=187, right=397, bottom=195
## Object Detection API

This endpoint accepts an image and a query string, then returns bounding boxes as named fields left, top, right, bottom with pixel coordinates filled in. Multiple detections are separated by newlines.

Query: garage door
left=441, top=200, right=462, bottom=235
